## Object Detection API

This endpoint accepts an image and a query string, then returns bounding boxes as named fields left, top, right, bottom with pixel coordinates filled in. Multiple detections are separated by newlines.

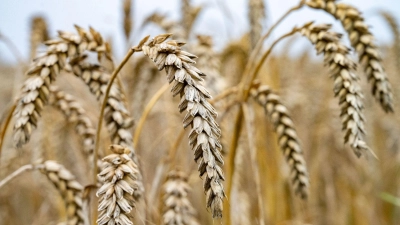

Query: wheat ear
left=123, top=0, right=133, bottom=41
left=39, top=160, right=85, bottom=225
left=162, top=170, right=200, bottom=225
left=379, top=11, right=400, bottom=73
left=13, top=25, right=110, bottom=148
left=96, top=145, right=139, bottom=225
left=29, top=16, right=49, bottom=60
left=307, top=0, right=394, bottom=112
left=141, top=34, right=225, bottom=218
left=49, top=86, right=96, bottom=163
left=192, top=35, right=226, bottom=95
left=250, top=83, right=309, bottom=198
left=248, top=0, right=266, bottom=49
left=300, top=23, right=371, bottom=157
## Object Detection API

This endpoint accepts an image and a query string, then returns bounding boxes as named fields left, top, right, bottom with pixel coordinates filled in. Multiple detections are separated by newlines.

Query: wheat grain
left=39, top=160, right=85, bottom=225
left=13, top=25, right=110, bottom=148
left=250, top=83, right=309, bottom=198
left=300, top=22, right=371, bottom=157
left=162, top=170, right=199, bottom=225
left=96, top=145, right=139, bottom=225
left=307, top=0, right=394, bottom=112
left=141, top=34, right=225, bottom=218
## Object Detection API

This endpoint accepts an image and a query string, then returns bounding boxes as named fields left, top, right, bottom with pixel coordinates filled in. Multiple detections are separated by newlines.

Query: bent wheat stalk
left=307, top=0, right=394, bottom=112
left=141, top=34, right=225, bottom=218
left=250, top=83, right=309, bottom=198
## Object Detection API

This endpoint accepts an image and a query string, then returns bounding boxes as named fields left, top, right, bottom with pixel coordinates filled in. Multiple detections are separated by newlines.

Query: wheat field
left=0, top=0, right=399, bottom=224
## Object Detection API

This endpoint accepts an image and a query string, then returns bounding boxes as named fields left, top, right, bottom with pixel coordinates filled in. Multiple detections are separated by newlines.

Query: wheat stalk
left=250, top=83, right=309, bottom=198
left=162, top=170, right=199, bottom=225
left=300, top=22, right=371, bottom=157
left=306, top=0, right=394, bottom=112
left=96, top=145, right=139, bottom=225
left=49, top=86, right=96, bottom=163
left=39, top=160, right=85, bottom=225
left=141, top=34, right=225, bottom=218
left=12, top=25, right=110, bottom=148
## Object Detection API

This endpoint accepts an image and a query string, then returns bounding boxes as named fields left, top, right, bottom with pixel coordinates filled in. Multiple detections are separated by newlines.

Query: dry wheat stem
left=161, top=170, right=200, bottom=225
left=242, top=103, right=265, bottom=225
left=0, top=103, right=16, bottom=161
left=96, top=145, right=139, bottom=225
left=40, top=160, right=85, bottom=225
left=94, top=47, right=137, bottom=185
left=12, top=25, right=110, bottom=149
left=141, top=34, right=225, bottom=218
left=307, top=0, right=394, bottom=112
left=0, top=32, right=25, bottom=64
left=300, top=22, right=372, bottom=157
left=0, top=164, right=33, bottom=189
left=133, top=83, right=169, bottom=149
left=250, top=83, right=310, bottom=198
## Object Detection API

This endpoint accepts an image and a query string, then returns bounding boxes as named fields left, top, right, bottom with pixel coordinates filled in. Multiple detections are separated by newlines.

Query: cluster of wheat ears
left=0, top=0, right=399, bottom=224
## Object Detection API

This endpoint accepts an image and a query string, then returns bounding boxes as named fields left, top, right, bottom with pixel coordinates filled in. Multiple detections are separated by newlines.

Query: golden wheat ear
left=29, top=16, right=49, bottom=60
left=140, top=34, right=225, bottom=218
left=307, top=0, right=394, bottom=113
left=162, top=170, right=200, bottom=225
left=248, top=0, right=266, bottom=49
left=13, top=26, right=109, bottom=148
left=39, top=160, right=86, bottom=225
left=49, top=86, right=96, bottom=164
left=379, top=11, right=400, bottom=73
left=96, top=145, right=139, bottom=225
left=250, top=83, right=310, bottom=199
left=299, top=22, right=373, bottom=158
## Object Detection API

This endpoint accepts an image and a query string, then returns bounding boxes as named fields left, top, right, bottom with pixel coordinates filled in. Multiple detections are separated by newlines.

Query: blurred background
left=0, top=0, right=399, bottom=225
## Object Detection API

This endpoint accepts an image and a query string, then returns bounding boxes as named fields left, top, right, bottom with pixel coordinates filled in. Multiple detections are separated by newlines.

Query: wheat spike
left=49, top=86, right=96, bottom=163
left=29, top=16, right=49, bottom=60
left=39, top=160, right=85, bottom=225
left=162, top=170, right=200, bottom=225
left=250, top=83, right=309, bottom=198
left=300, top=22, right=371, bottom=157
left=141, top=34, right=225, bottom=218
left=248, top=0, right=265, bottom=49
left=307, top=0, right=394, bottom=112
left=96, top=145, right=139, bottom=225
left=379, top=11, right=400, bottom=73
left=143, top=13, right=185, bottom=40
left=192, top=35, right=226, bottom=95
left=123, top=0, right=133, bottom=41
left=13, top=25, right=110, bottom=148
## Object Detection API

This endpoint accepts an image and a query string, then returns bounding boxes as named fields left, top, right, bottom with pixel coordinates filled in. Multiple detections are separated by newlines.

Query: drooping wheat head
left=141, top=34, right=225, bottom=218
left=96, top=145, right=139, bottom=225
left=307, top=0, right=394, bottom=112
left=300, top=22, right=370, bottom=157
left=250, top=83, right=309, bottom=198
left=162, top=170, right=200, bottom=225
left=39, top=160, right=85, bottom=225
left=13, top=25, right=110, bottom=148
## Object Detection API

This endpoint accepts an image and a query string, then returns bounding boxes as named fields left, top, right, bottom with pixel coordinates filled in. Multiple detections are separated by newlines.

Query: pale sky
left=0, top=0, right=399, bottom=63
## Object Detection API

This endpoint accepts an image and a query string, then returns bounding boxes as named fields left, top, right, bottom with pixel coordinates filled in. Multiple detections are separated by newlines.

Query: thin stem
left=242, top=103, right=265, bottom=225
left=224, top=105, right=243, bottom=225
left=0, top=164, right=34, bottom=189
left=133, top=83, right=169, bottom=149
left=0, top=33, right=25, bottom=64
left=242, top=28, right=299, bottom=100
left=0, top=103, right=16, bottom=163
left=93, top=48, right=136, bottom=181
left=210, top=86, right=238, bottom=104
